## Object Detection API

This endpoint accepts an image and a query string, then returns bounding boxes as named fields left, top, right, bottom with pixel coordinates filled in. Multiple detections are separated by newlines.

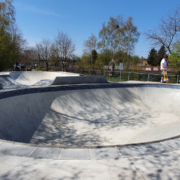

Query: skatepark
left=1, top=71, right=180, bottom=179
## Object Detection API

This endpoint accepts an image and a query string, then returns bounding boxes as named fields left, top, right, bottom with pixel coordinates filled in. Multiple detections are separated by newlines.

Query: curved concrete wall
left=9, top=71, right=79, bottom=85
left=51, top=76, right=108, bottom=85
left=0, top=84, right=180, bottom=147
left=0, top=71, right=80, bottom=87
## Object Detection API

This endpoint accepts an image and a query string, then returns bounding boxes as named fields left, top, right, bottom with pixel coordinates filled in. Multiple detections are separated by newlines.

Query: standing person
left=160, top=55, right=169, bottom=83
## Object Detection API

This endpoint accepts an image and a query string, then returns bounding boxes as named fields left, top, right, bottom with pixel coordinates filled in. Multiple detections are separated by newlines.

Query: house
left=137, top=59, right=148, bottom=66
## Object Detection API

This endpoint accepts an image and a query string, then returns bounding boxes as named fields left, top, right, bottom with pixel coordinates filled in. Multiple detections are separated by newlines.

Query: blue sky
left=14, top=0, right=180, bottom=58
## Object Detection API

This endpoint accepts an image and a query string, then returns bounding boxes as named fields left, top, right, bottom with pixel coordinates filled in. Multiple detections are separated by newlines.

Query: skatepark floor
left=1, top=71, right=180, bottom=179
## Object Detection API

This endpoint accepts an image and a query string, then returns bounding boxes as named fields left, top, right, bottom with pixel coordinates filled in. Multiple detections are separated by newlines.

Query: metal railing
left=67, top=69, right=179, bottom=84
left=104, top=71, right=179, bottom=83
left=66, top=69, right=102, bottom=76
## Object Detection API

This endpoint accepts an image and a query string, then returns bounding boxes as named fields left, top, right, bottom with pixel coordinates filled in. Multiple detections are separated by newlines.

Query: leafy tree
left=98, top=15, right=124, bottom=60
left=76, top=53, right=91, bottom=69
left=120, top=16, right=140, bottom=66
left=156, top=45, right=166, bottom=66
left=131, top=55, right=141, bottom=65
left=0, top=0, right=26, bottom=71
left=0, top=30, right=12, bottom=70
left=169, top=41, right=180, bottom=69
left=0, top=0, right=15, bottom=71
left=98, top=15, right=139, bottom=67
left=0, top=0, right=15, bottom=31
left=95, top=58, right=104, bottom=69
left=98, top=48, right=112, bottom=66
left=147, top=48, right=157, bottom=66
left=95, top=51, right=108, bottom=69
left=83, top=33, right=98, bottom=67
left=114, top=50, right=128, bottom=64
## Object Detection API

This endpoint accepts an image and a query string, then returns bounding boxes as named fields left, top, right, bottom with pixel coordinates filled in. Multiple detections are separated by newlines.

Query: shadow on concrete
left=0, top=87, right=179, bottom=147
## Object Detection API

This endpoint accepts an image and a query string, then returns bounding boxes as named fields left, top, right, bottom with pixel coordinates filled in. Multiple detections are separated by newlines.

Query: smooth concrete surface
left=0, top=71, right=79, bottom=87
left=51, top=75, right=108, bottom=85
left=0, top=153, right=145, bottom=180
left=1, top=139, right=180, bottom=179
left=1, top=85, right=180, bottom=147
left=1, top=79, right=180, bottom=179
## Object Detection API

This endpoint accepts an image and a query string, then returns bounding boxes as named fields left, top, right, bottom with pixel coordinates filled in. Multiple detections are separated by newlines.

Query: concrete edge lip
left=1, top=82, right=180, bottom=95
left=51, top=75, right=108, bottom=85
left=1, top=133, right=180, bottom=149
left=0, top=136, right=180, bottom=160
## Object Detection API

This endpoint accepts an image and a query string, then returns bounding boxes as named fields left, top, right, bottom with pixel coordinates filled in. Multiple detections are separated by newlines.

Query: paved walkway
left=1, top=137, right=180, bottom=179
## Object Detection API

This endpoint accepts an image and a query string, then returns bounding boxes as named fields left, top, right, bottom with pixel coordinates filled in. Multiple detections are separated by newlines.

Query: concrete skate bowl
left=0, top=84, right=180, bottom=148
left=0, top=71, right=79, bottom=87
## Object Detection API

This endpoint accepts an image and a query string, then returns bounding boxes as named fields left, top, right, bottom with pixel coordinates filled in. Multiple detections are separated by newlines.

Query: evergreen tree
left=147, top=48, right=157, bottom=66
left=92, top=49, right=97, bottom=62
left=156, top=45, right=166, bottom=66
left=91, top=49, right=98, bottom=69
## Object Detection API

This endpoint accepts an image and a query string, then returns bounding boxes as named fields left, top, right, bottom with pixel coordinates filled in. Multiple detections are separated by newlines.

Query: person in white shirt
left=160, top=55, right=169, bottom=83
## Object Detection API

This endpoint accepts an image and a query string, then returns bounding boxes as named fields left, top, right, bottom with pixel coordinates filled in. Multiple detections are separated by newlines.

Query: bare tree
left=36, top=39, right=51, bottom=71
left=83, top=33, right=97, bottom=53
left=49, top=42, right=59, bottom=63
left=55, top=31, right=75, bottom=64
left=120, top=16, right=140, bottom=66
left=145, top=7, right=180, bottom=54
left=83, top=33, right=98, bottom=67
left=20, top=47, right=38, bottom=66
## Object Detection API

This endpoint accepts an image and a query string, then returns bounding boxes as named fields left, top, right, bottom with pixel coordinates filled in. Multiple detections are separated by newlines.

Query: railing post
left=177, top=75, right=179, bottom=84
left=148, top=74, right=150, bottom=81
left=120, top=70, right=121, bottom=81
left=128, top=72, right=130, bottom=81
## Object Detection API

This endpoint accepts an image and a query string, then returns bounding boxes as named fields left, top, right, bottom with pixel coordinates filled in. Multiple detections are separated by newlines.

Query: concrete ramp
left=0, top=71, right=79, bottom=87
left=51, top=76, right=108, bottom=85
left=1, top=85, right=180, bottom=147
left=9, top=71, right=79, bottom=86
left=0, top=74, right=21, bottom=87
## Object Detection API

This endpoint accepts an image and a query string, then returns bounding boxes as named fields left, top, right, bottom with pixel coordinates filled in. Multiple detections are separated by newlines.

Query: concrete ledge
left=0, top=137, right=180, bottom=160
left=51, top=75, right=108, bottom=85
left=0, top=83, right=180, bottom=100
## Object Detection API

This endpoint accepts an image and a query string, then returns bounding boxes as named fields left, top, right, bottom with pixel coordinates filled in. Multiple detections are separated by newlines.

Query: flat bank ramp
left=51, top=75, right=108, bottom=85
